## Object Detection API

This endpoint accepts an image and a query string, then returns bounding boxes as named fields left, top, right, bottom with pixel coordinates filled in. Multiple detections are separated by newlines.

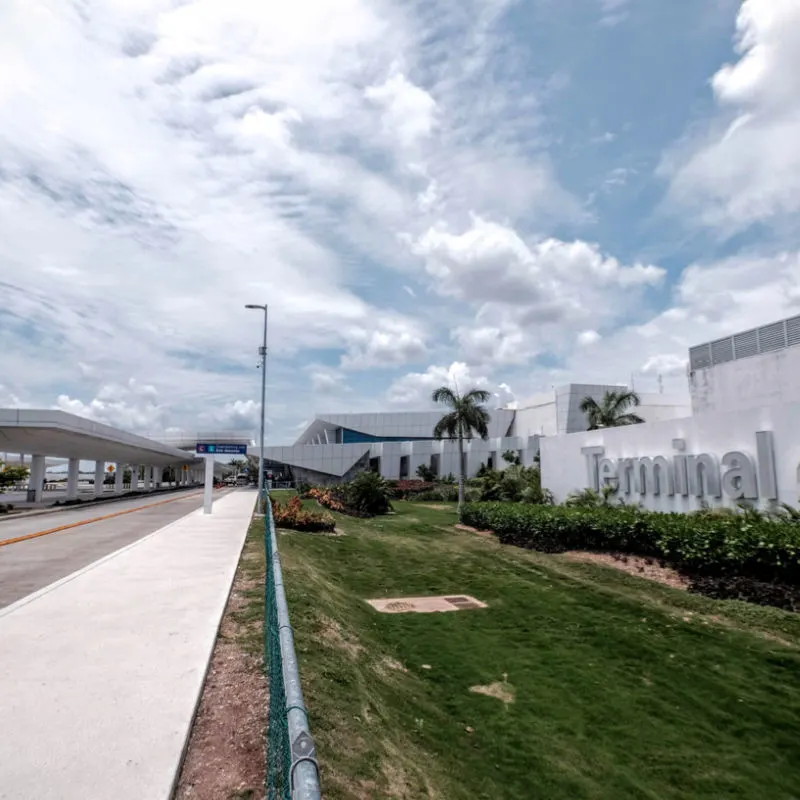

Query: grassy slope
left=274, top=499, right=800, bottom=800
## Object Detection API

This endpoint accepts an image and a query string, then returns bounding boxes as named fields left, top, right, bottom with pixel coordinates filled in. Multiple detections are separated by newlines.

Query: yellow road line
left=0, top=491, right=205, bottom=549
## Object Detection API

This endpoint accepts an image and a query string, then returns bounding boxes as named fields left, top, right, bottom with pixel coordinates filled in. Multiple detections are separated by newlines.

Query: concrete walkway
left=0, top=489, right=256, bottom=800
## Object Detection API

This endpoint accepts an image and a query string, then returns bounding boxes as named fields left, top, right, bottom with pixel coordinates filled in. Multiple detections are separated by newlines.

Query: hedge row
left=460, top=502, right=800, bottom=585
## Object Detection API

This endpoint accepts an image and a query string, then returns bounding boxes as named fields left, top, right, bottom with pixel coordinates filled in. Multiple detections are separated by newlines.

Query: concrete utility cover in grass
left=367, top=595, right=487, bottom=613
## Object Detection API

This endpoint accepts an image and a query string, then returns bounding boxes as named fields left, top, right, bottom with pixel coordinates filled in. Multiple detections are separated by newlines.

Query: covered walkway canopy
left=0, top=409, right=203, bottom=466
left=0, top=409, right=207, bottom=503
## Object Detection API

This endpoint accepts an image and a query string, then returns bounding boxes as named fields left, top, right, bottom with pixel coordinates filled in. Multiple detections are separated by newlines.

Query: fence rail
left=265, top=496, right=322, bottom=800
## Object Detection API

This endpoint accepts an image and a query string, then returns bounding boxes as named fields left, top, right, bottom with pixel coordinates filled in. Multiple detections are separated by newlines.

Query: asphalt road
left=0, top=489, right=223, bottom=609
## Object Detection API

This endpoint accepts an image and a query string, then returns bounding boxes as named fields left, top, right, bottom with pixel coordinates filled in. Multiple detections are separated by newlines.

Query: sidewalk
left=0, top=489, right=256, bottom=800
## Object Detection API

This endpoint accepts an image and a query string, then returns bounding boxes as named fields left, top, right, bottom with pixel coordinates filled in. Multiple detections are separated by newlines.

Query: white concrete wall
left=513, top=397, right=558, bottom=437
left=635, top=392, right=693, bottom=423
left=541, top=400, right=800, bottom=512
left=690, top=346, right=800, bottom=416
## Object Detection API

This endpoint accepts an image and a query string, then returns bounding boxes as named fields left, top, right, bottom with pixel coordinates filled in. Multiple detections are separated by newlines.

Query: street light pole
left=245, top=303, right=268, bottom=499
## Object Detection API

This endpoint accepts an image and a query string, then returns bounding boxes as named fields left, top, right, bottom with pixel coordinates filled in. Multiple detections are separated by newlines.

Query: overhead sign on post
left=196, top=443, right=248, bottom=455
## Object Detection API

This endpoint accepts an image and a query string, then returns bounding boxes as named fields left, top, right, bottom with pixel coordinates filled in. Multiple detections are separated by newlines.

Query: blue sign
left=196, top=443, right=248, bottom=455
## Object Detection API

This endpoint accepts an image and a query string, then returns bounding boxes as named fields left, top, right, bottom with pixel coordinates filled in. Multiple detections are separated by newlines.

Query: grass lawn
left=271, top=495, right=800, bottom=799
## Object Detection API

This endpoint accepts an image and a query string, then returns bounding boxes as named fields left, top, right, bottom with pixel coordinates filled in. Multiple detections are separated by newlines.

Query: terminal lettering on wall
left=581, top=431, right=778, bottom=501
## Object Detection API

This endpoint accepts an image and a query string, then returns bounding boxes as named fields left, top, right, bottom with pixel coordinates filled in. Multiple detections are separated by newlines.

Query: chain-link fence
left=264, top=497, right=322, bottom=800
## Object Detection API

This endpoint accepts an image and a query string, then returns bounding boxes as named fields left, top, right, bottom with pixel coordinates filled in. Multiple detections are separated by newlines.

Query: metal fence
left=264, top=496, right=322, bottom=800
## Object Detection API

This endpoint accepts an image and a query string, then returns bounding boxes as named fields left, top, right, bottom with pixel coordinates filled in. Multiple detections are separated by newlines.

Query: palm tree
left=228, top=458, right=248, bottom=474
left=432, top=386, right=492, bottom=509
left=579, top=389, right=645, bottom=430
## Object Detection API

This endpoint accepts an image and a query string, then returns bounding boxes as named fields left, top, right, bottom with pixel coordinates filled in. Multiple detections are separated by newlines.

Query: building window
left=369, top=457, right=381, bottom=474
left=399, top=455, right=410, bottom=479
left=487, top=453, right=494, bottom=470
left=430, top=453, right=440, bottom=477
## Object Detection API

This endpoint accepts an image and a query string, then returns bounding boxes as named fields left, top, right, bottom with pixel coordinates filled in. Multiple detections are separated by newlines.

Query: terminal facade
left=253, top=385, right=690, bottom=485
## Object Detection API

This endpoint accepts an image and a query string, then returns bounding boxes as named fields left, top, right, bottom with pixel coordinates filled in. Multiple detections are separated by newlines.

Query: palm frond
left=579, top=396, right=600, bottom=414
left=609, top=390, right=641, bottom=415
left=614, top=412, right=645, bottom=426
left=431, top=386, right=458, bottom=407
left=463, top=388, right=492, bottom=405
left=433, top=412, right=459, bottom=440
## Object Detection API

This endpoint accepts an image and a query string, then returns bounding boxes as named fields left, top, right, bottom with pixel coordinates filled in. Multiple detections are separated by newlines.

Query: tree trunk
left=457, top=433, right=465, bottom=511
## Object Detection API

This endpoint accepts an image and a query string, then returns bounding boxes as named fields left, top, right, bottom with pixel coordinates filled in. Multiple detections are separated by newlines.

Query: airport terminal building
left=255, top=312, right=800, bottom=492
left=253, top=385, right=691, bottom=485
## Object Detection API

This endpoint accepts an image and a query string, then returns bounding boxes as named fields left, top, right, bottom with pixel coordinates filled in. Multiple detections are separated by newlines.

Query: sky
left=1, top=0, right=799, bottom=445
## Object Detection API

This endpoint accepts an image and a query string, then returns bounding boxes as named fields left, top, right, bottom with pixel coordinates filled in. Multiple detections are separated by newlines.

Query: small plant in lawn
left=271, top=495, right=335, bottom=532
left=308, top=487, right=348, bottom=513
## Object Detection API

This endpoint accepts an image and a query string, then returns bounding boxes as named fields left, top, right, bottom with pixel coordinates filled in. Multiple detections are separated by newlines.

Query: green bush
left=345, top=471, right=393, bottom=515
left=415, top=463, right=437, bottom=481
left=477, top=466, right=554, bottom=505
left=412, top=485, right=475, bottom=503
left=460, top=502, right=800, bottom=583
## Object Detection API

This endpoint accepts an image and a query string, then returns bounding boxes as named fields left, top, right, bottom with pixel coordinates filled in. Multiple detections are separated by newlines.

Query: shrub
left=688, top=575, right=800, bottom=612
left=416, top=464, right=437, bottom=482
left=346, top=471, right=393, bottom=515
left=308, top=486, right=348, bottom=513
left=390, top=480, right=438, bottom=500
left=477, top=466, right=554, bottom=505
left=460, top=502, right=800, bottom=584
left=271, top=496, right=335, bottom=532
left=309, top=472, right=393, bottom=517
left=413, top=485, right=464, bottom=502
left=462, top=503, right=658, bottom=554
left=564, top=486, right=621, bottom=508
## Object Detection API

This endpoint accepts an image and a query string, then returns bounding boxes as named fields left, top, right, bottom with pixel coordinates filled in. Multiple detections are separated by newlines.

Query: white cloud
left=365, top=71, right=437, bottom=149
left=408, top=216, right=665, bottom=358
left=55, top=380, right=168, bottom=433
left=495, top=382, right=518, bottom=409
left=198, top=399, right=262, bottom=432
left=530, top=250, right=800, bottom=395
left=641, top=354, right=687, bottom=376
left=599, top=0, right=634, bottom=26
left=386, top=361, right=493, bottom=407
left=411, top=216, right=663, bottom=306
left=308, top=368, right=350, bottom=394
left=454, top=324, right=532, bottom=366
left=0, top=385, right=27, bottom=409
left=664, top=0, right=800, bottom=231
left=0, top=0, right=583, bottom=445
left=340, top=318, right=428, bottom=369
left=577, top=330, right=601, bottom=346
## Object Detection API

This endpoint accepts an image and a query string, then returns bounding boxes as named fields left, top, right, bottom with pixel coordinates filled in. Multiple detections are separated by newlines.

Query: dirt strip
left=176, top=526, right=267, bottom=800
